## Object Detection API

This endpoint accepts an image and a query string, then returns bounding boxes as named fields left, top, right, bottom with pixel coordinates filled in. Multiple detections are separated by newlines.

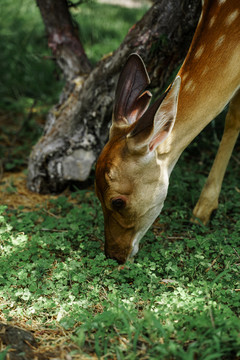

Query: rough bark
left=36, top=0, right=92, bottom=79
left=28, top=0, right=201, bottom=193
left=0, top=322, right=40, bottom=360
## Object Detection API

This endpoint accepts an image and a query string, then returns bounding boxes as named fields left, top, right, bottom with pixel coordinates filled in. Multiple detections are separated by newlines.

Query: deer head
left=95, top=54, right=181, bottom=264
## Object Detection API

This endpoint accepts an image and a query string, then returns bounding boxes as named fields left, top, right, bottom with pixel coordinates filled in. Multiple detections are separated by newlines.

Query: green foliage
left=0, top=0, right=63, bottom=113
left=0, top=347, right=10, bottom=360
left=72, top=2, right=147, bottom=64
left=0, top=115, right=44, bottom=171
left=0, top=0, right=146, bottom=113
left=0, top=1, right=239, bottom=358
left=0, top=147, right=239, bottom=358
left=0, top=0, right=146, bottom=171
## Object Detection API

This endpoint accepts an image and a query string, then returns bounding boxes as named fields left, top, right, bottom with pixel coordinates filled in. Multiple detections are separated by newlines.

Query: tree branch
left=28, top=0, right=201, bottom=193
left=36, top=0, right=92, bottom=80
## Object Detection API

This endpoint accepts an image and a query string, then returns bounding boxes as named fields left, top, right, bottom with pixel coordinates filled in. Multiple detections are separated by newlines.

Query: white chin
left=130, top=242, right=139, bottom=258
left=129, top=232, right=144, bottom=258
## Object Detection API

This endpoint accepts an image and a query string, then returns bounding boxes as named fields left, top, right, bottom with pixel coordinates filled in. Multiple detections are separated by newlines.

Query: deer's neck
left=157, top=0, right=240, bottom=173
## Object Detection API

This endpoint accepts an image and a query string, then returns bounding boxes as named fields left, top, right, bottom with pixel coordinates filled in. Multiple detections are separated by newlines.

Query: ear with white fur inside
left=127, top=76, right=181, bottom=152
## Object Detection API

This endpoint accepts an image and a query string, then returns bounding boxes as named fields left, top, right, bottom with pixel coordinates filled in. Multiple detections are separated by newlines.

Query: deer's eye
left=111, top=198, right=126, bottom=211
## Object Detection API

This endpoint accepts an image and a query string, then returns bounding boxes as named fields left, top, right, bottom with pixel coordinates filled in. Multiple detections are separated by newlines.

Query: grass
left=0, top=0, right=147, bottom=172
left=0, top=0, right=240, bottom=358
left=0, top=0, right=147, bottom=114
left=0, top=131, right=239, bottom=358
left=0, top=0, right=61, bottom=113
left=73, top=2, right=148, bottom=63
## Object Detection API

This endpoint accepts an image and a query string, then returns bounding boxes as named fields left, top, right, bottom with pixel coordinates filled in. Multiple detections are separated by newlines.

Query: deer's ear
left=110, top=54, right=152, bottom=138
left=127, top=76, right=181, bottom=152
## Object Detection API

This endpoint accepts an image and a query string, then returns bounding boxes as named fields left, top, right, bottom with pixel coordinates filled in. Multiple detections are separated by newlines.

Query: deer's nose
left=104, top=246, right=128, bottom=264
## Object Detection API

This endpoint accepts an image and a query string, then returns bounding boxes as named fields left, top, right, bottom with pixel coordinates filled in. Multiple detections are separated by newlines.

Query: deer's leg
left=192, top=89, right=240, bottom=225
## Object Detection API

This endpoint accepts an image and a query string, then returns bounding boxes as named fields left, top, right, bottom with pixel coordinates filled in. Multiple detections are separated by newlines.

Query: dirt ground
left=0, top=174, right=94, bottom=358
left=0, top=1, right=154, bottom=357
left=0, top=172, right=57, bottom=210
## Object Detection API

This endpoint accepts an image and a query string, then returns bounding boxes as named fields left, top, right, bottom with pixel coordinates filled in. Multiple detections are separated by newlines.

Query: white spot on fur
left=184, top=79, right=196, bottom=92
left=202, top=65, right=209, bottom=76
left=218, top=0, right=227, bottom=4
left=214, top=34, right=226, bottom=50
left=225, top=9, right=239, bottom=26
left=194, top=45, right=205, bottom=59
left=209, top=16, right=216, bottom=28
left=182, top=72, right=189, bottom=82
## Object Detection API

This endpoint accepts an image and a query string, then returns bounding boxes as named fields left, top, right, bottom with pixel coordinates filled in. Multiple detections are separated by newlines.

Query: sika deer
left=95, top=0, right=240, bottom=263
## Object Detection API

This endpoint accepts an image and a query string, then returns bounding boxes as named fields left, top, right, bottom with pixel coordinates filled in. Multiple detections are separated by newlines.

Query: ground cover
left=0, top=0, right=239, bottom=359
left=0, top=134, right=239, bottom=359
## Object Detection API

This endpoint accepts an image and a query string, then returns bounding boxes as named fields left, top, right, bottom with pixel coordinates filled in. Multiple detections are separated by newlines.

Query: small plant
left=1, top=151, right=239, bottom=358
left=0, top=0, right=239, bottom=358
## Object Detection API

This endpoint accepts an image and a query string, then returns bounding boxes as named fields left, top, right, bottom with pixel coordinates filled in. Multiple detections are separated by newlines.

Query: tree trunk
left=36, top=0, right=92, bottom=79
left=27, top=0, right=201, bottom=193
